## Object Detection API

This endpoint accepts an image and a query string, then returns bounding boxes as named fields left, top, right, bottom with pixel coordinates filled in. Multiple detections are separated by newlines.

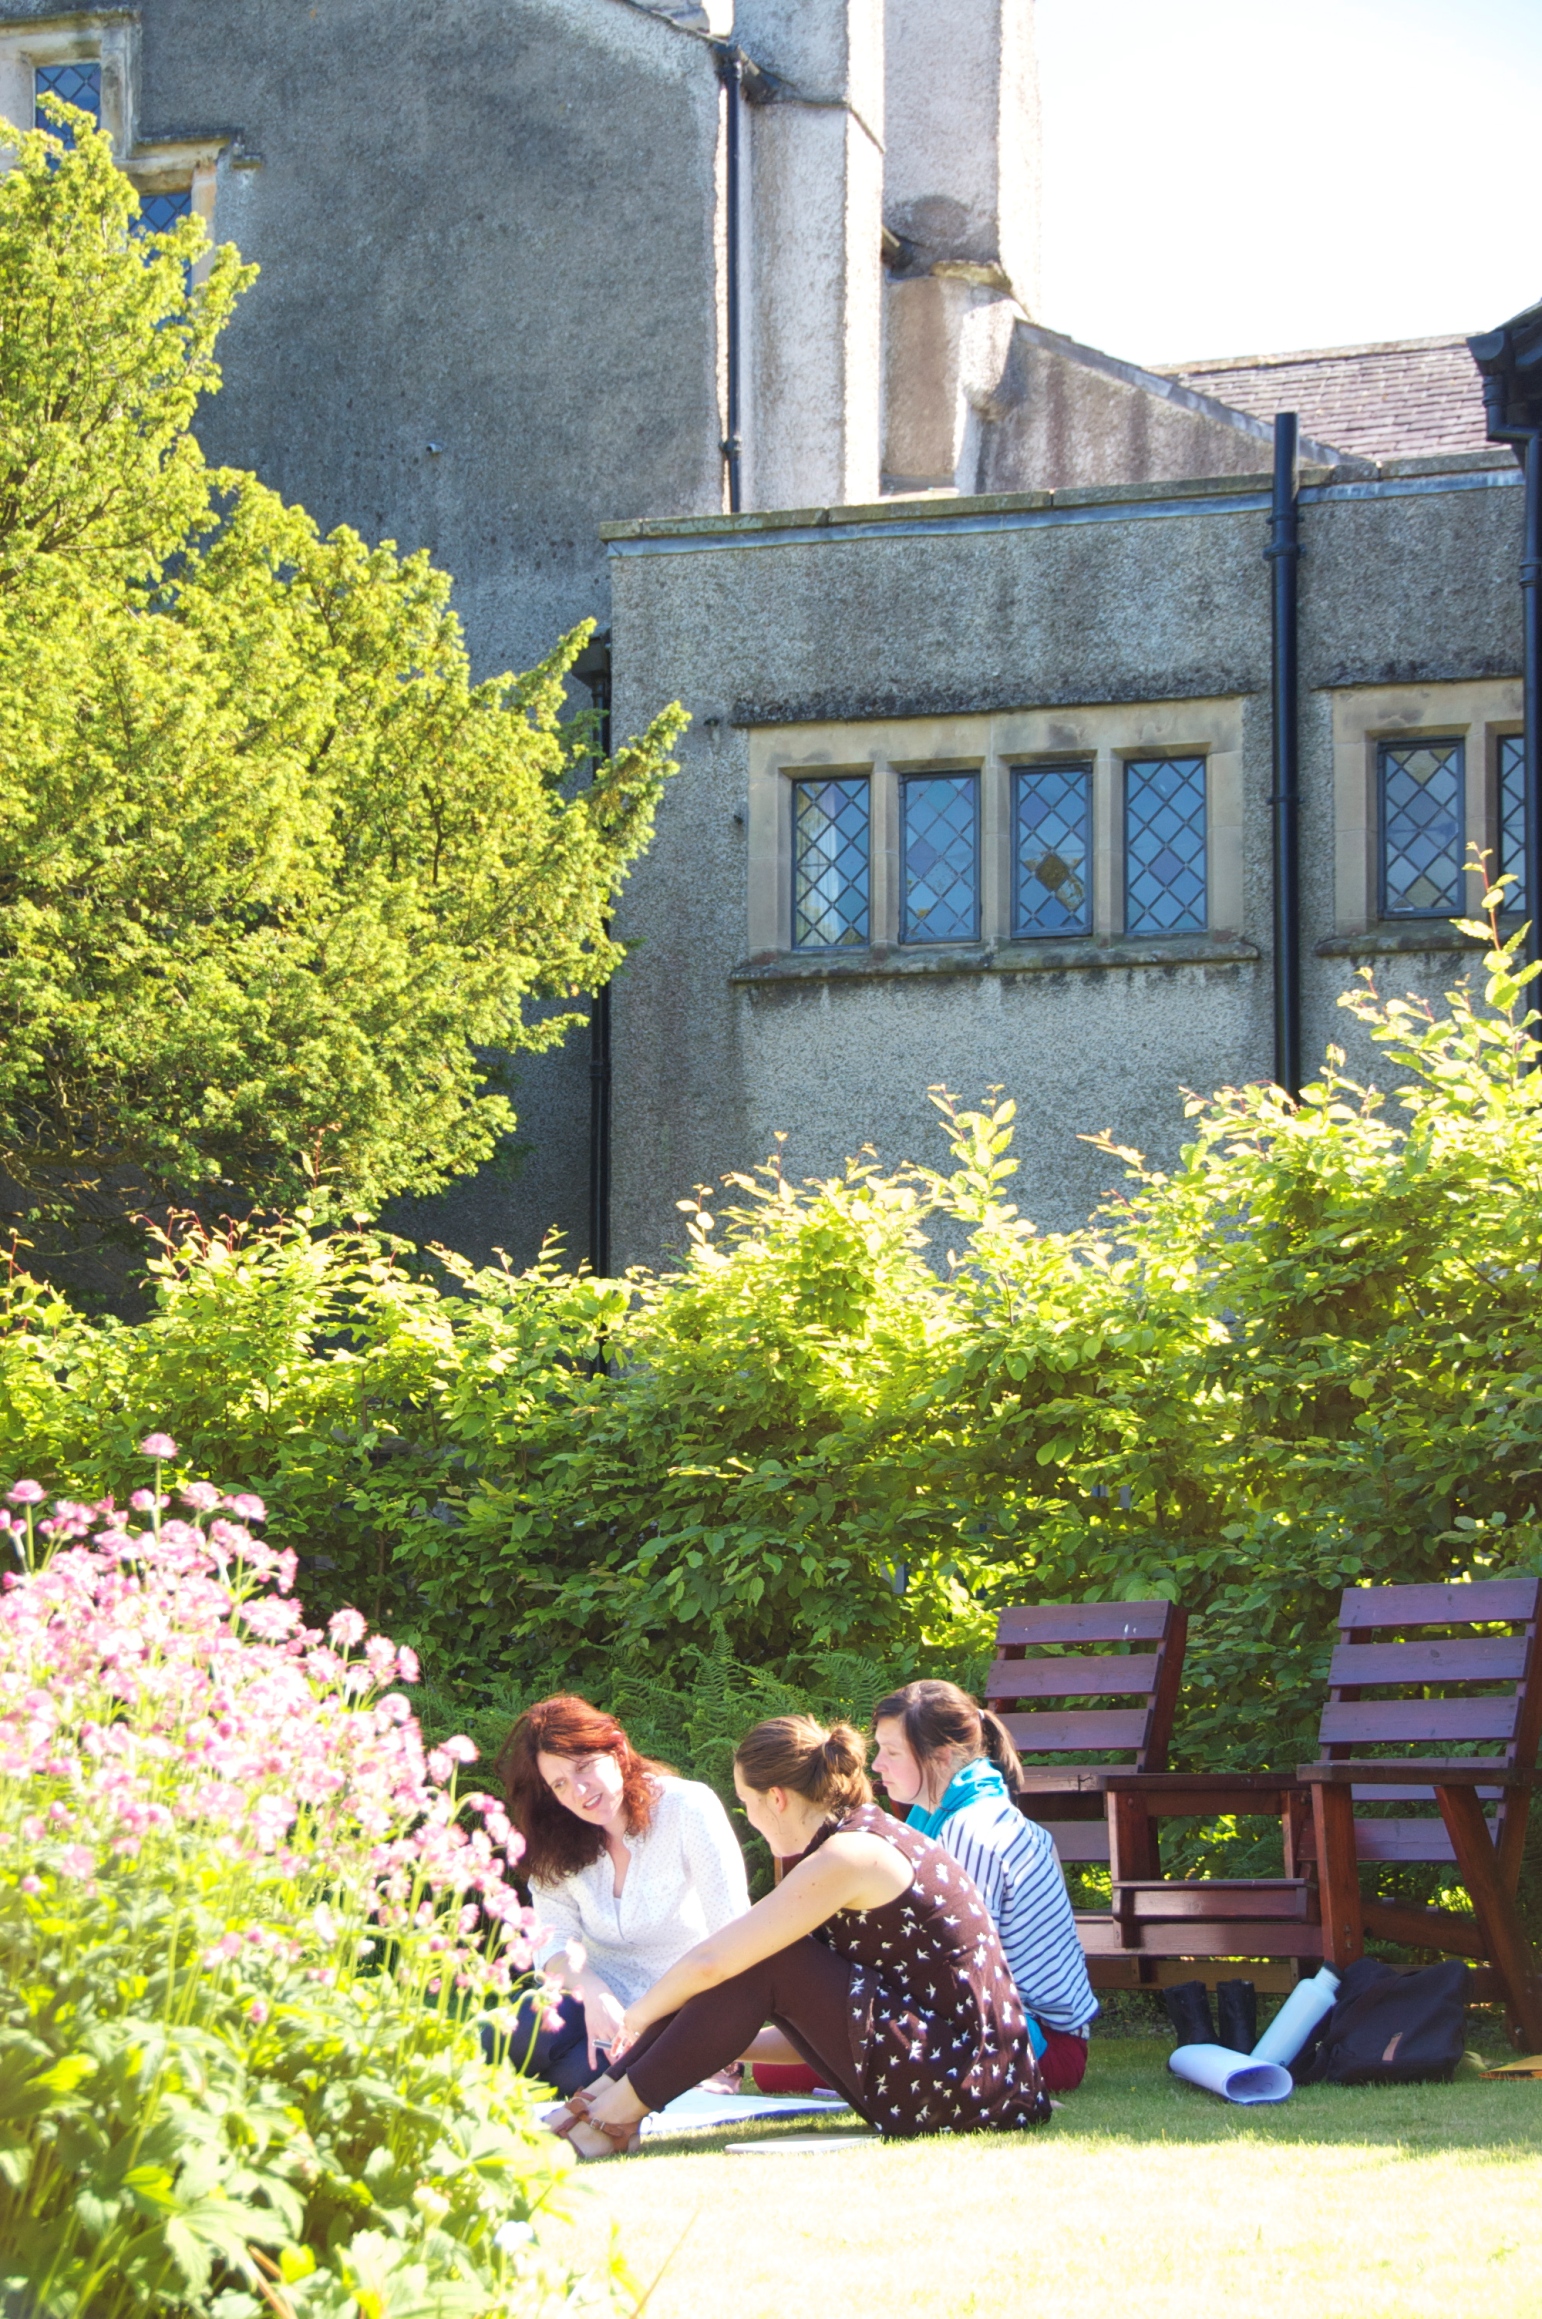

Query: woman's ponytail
left=979, top=1707, right=1024, bottom=1796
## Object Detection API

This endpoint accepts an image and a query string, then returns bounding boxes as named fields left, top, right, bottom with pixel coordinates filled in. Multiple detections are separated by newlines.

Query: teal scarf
left=906, top=1755, right=1009, bottom=1838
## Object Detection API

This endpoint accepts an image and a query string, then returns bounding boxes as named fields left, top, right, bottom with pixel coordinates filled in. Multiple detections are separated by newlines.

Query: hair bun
left=734, top=1714, right=873, bottom=1815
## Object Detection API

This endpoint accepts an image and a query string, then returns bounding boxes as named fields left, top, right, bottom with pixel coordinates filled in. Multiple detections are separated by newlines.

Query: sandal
left=548, top=2089, right=645, bottom=2159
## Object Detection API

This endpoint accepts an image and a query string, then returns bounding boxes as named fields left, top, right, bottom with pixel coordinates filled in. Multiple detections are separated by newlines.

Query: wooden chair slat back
left=1327, top=1638, right=1528, bottom=1687
left=984, top=1653, right=1160, bottom=1700
left=1335, top=1578, right=1538, bottom=1630
left=999, top=1708, right=1151, bottom=1752
left=1321, top=1698, right=1522, bottom=1748
left=985, top=1598, right=1187, bottom=1774
left=1316, top=1578, right=1541, bottom=1871
left=1318, top=1577, right=1540, bottom=1765
left=995, top=1603, right=1175, bottom=1647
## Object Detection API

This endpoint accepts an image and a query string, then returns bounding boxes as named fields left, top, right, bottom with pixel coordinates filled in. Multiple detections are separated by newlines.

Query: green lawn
left=548, top=2038, right=1542, bottom=2319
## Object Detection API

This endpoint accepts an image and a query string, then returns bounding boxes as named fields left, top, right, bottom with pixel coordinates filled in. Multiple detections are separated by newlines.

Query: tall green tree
left=0, top=106, right=683, bottom=1255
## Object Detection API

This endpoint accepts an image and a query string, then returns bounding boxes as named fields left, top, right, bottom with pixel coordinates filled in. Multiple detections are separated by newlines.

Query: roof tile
left=1154, top=335, right=1489, bottom=461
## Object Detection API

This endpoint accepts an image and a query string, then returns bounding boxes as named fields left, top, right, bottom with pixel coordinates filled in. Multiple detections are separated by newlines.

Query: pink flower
left=128, top=1490, right=159, bottom=1514
left=328, top=1608, right=367, bottom=1650
left=19, top=1875, right=41, bottom=1895
left=426, top=1749, right=453, bottom=1784
left=57, top=1846, right=95, bottom=1881
left=246, top=1999, right=269, bottom=2026
left=138, top=1435, right=178, bottom=1460
left=5, top=1482, right=44, bottom=1506
left=223, top=1493, right=268, bottom=1523
left=179, top=1482, right=221, bottom=1512
left=442, top=1735, right=478, bottom=1765
left=397, top=1646, right=420, bottom=1683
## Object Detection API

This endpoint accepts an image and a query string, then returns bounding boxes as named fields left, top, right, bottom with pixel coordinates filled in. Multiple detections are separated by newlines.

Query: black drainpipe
left=587, top=658, right=613, bottom=1278
left=716, top=46, right=744, bottom=513
left=1268, top=410, right=1302, bottom=1097
left=1524, top=430, right=1542, bottom=977
left=1469, top=302, right=1542, bottom=979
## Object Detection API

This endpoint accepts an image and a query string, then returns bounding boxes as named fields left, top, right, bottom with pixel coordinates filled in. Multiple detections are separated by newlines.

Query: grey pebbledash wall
left=123, top=0, right=729, bottom=1269
left=134, top=0, right=728, bottom=680
left=602, top=460, right=1525, bottom=1270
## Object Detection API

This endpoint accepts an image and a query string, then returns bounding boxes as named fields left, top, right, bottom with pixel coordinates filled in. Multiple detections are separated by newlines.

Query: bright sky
left=1036, top=0, right=1542, bottom=369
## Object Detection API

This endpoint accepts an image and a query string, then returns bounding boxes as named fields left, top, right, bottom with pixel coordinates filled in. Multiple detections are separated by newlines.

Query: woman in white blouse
left=494, top=1693, right=750, bottom=2097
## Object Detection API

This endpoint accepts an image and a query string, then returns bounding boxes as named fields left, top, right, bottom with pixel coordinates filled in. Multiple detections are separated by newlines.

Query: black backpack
left=1293, top=1956, right=1471, bottom=2085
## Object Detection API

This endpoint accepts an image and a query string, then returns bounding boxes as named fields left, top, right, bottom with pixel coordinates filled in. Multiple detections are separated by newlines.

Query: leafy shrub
left=0, top=1451, right=609, bottom=2319
left=4, top=917, right=1542, bottom=1914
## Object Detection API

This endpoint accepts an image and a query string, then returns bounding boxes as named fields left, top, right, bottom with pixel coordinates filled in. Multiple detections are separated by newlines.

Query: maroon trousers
left=1038, top=2027, right=1088, bottom=2093
left=623, top=1935, right=866, bottom=2117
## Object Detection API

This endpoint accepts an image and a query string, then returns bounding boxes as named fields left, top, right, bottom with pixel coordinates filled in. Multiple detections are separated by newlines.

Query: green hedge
left=5, top=939, right=1542, bottom=1907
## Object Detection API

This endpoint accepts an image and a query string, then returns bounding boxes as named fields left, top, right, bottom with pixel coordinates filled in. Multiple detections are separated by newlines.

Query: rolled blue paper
left=1250, top=1967, right=1341, bottom=2068
left=1168, top=2042, right=1293, bottom=2105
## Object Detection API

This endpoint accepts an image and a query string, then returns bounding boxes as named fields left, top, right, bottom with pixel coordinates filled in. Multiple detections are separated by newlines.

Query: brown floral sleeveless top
left=807, top=1804, right=1048, bottom=2136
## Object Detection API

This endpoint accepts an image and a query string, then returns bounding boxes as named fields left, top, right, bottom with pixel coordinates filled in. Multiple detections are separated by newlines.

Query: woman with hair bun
left=547, top=1714, right=1048, bottom=2157
left=871, top=1679, right=1096, bottom=2092
left=494, top=1695, right=749, bottom=2097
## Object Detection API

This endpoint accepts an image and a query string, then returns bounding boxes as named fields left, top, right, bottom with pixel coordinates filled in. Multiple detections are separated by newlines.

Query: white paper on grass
left=1168, top=2042, right=1293, bottom=2104
left=639, top=2087, right=851, bottom=2138
left=1249, top=1967, right=1341, bottom=2067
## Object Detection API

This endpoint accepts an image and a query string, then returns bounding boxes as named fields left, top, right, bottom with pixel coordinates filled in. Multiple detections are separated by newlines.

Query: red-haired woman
left=494, top=1694, right=750, bottom=2098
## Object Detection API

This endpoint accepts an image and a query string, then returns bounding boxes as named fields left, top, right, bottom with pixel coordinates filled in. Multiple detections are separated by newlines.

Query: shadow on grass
left=639, top=2038, right=1542, bottom=2163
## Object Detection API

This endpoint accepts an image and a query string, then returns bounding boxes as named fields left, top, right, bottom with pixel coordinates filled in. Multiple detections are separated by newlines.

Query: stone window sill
left=1314, top=926, right=1489, bottom=960
left=729, top=935, right=1260, bottom=985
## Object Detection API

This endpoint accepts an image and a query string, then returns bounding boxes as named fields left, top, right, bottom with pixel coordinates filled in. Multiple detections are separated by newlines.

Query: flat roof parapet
left=601, top=449, right=1521, bottom=546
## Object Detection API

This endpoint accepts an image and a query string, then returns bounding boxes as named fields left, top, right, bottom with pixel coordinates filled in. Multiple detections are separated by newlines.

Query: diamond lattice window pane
left=1125, top=757, right=1207, bottom=934
left=902, top=773, right=979, bottom=943
left=136, top=188, right=193, bottom=235
left=35, top=62, right=101, bottom=145
left=1379, top=740, right=1463, bottom=917
left=1013, top=764, right=1091, bottom=937
left=793, top=776, right=870, bottom=948
left=1499, top=734, right=1527, bottom=916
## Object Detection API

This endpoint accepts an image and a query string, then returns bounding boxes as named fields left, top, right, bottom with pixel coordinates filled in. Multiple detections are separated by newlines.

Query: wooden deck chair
left=1101, top=1578, right=1542, bottom=2040
left=983, top=1598, right=1188, bottom=1980
left=1297, top=1576, right=1542, bottom=2046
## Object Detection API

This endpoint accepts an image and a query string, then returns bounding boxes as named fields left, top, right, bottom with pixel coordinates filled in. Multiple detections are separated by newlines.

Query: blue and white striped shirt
left=932, top=1794, right=1098, bottom=2035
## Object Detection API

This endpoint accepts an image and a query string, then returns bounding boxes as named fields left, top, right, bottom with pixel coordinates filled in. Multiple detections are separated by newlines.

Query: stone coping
left=601, top=452, right=1516, bottom=543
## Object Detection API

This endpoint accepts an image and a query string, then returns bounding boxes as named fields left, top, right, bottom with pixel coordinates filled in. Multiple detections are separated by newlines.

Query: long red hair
left=496, top=1694, right=665, bottom=1884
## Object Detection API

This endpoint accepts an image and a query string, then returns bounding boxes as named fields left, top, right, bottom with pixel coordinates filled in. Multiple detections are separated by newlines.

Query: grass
left=547, top=2037, right=1542, bottom=2319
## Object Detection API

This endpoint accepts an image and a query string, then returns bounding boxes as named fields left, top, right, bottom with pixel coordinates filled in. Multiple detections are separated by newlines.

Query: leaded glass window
left=1499, top=734, right=1527, bottom=916
left=35, top=62, right=100, bottom=145
left=1124, top=757, right=1207, bottom=934
left=792, top=775, right=869, bottom=949
left=901, top=772, right=979, bottom=944
left=1013, top=763, right=1091, bottom=938
left=136, top=188, right=193, bottom=234
left=1379, top=739, right=1463, bottom=918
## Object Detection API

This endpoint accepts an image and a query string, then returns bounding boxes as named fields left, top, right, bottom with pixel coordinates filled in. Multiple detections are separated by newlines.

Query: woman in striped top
left=871, top=1680, right=1097, bottom=2092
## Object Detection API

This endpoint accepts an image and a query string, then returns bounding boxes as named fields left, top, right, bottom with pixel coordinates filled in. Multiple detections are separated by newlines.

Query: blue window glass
left=1499, top=734, right=1527, bottom=916
left=34, top=62, right=101, bottom=145
left=902, top=772, right=979, bottom=943
left=1013, top=763, right=1091, bottom=938
left=1379, top=739, right=1463, bottom=918
left=136, top=188, right=194, bottom=235
left=793, top=776, right=869, bottom=948
left=1124, top=756, right=1207, bottom=934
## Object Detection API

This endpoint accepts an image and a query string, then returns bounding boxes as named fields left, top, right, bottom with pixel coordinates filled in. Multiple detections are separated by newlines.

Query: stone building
left=1, top=2, right=1526, bottom=1267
